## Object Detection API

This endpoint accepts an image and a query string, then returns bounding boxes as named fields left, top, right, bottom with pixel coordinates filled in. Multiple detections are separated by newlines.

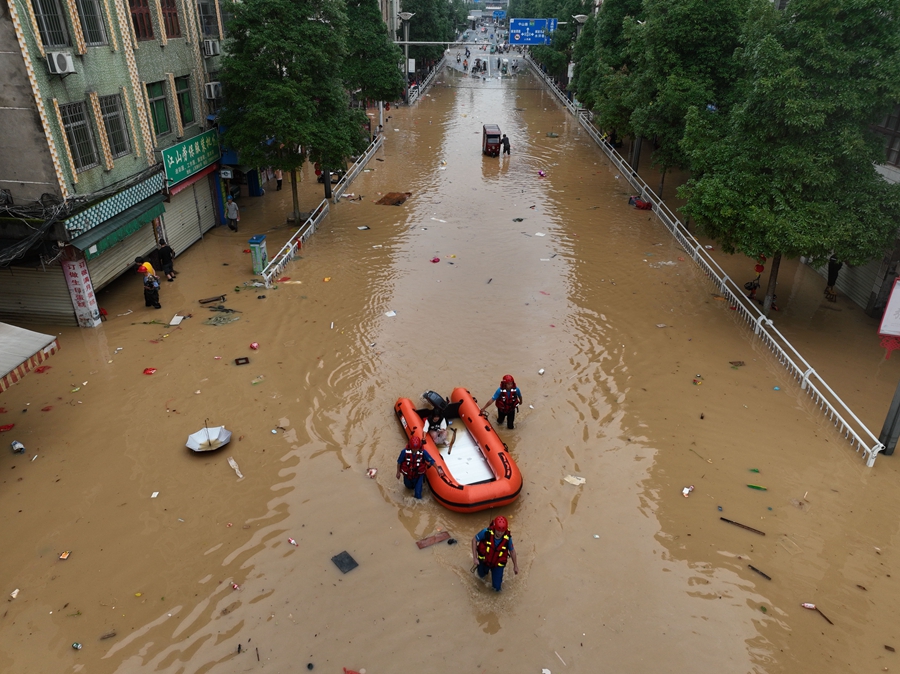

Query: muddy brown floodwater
left=3, top=63, right=900, bottom=674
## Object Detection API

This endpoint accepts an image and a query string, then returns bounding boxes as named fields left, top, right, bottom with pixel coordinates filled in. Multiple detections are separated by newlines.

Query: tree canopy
left=220, top=0, right=367, bottom=212
left=343, top=0, right=405, bottom=102
left=400, top=0, right=465, bottom=65
left=679, top=0, right=900, bottom=311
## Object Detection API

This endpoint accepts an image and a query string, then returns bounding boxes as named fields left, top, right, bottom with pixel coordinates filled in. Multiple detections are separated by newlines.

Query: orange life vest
left=496, top=387, right=519, bottom=413
left=400, top=449, right=427, bottom=478
left=476, top=528, right=511, bottom=567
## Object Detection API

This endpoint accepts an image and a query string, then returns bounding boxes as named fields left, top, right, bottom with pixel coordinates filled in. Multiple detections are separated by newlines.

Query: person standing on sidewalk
left=225, top=195, right=240, bottom=232
left=274, top=168, right=283, bottom=191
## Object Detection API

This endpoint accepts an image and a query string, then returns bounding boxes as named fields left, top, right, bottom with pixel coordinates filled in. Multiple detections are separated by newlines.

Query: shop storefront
left=161, top=130, right=222, bottom=255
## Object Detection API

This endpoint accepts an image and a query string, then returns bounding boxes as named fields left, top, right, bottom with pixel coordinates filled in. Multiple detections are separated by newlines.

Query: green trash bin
left=249, top=235, right=268, bottom=275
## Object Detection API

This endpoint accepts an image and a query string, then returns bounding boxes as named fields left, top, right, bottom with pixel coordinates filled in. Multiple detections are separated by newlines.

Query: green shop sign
left=161, top=129, right=220, bottom=186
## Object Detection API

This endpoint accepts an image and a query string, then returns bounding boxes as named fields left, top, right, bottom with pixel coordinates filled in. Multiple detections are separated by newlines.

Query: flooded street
left=4, top=64, right=900, bottom=674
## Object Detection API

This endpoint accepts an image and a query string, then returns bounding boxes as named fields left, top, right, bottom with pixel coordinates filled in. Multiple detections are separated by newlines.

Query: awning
left=70, top=195, right=166, bottom=260
left=169, top=163, right=219, bottom=196
left=0, top=323, right=59, bottom=394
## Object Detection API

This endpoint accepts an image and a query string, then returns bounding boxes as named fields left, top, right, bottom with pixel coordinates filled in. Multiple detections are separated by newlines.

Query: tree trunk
left=657, top=168, right=666, bottom=198
left=631, top=136, right=642, bottom=174
left=290, top=168, right=300, bottom=221
left=323, top=170, right=332, bottom=199
left=762, top=252, right=782, bottom=316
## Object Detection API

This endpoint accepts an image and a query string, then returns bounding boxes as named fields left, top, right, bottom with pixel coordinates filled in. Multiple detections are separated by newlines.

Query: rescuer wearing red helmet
left=479, top=375, right=523, bottom=429
left=471, top=515, right=519, bottom=592
left=396, top=434, right=436, bottom=500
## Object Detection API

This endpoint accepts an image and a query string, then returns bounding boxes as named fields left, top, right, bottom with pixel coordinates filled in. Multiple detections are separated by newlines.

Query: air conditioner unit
left=202, top=39, right=220, bottom=57
left=204, top=81, right=222, bottom=100
left=46, top=51, right=76, bottom=75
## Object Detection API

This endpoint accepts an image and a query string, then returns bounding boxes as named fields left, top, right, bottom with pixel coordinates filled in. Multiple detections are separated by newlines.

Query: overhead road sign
left=509, top=18, right=558, bottom=45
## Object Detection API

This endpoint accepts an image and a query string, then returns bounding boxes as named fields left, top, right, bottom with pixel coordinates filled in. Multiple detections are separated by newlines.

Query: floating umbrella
left=186, top=419, right=232, bottom=452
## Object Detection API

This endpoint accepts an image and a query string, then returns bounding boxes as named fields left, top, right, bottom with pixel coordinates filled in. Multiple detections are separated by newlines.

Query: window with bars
left=75, top=0, right=107, bottom=45
left=59, top=102, right=99, bottom=171
left=160, top=0, right=180, bottom=38
left=147, top=81, right=170, bottom=136
left=129, top=0, right=153, bottom=40
left=874, top=105, right=900, bottom=168
left=31, top=0, right=70, bottom=48
left=175, top=76, right=194, bottom=126
left=99, top=95, right=131, bottom=157
left=197, top=0, right=218, bottom=36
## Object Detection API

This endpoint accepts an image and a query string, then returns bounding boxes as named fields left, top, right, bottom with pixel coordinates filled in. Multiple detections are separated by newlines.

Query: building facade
left=0, top=0, right=225, bottom=326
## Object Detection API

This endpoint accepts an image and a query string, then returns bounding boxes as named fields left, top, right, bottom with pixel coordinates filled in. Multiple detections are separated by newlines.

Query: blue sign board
left=493, top=10, right=506, bottom=19
left=508, top=18, right=558, bottom=45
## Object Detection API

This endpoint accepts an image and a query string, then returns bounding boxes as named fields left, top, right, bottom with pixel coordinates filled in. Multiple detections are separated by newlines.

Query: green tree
left=585, top=0, right=644, bottom=139
left=220, top=0, right=365, bottom=216
left=571, top=14, right=599, bottom=109
left=401, top=0, right=455, bottom=66
left=679, top=0, right=900, bottom=314
left=343, top=0, right=405, bottom=102
left=626, top=0, right=753, bottom=192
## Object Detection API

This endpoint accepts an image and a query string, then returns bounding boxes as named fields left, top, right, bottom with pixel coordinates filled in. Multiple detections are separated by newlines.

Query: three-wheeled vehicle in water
left=501, top=59, right=509, bottom=75
left=482, top=124, right=501, bottom=157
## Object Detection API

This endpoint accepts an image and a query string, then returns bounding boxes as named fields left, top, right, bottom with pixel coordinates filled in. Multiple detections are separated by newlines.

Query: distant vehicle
left=482, top=124, right=501, bottom=157
left=501, top=59, right=509, bottom=74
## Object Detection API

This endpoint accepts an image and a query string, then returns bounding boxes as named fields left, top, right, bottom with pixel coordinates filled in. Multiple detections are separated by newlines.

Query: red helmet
left=492, top=516, right=508, bottom=532
left=502, top=374, right=514, bottom=383
left=409, top=435, right=422, bottom=450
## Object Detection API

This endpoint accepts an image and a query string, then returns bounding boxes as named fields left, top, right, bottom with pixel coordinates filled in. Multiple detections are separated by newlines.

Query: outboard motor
left=422, top=390, right=448, bottom=412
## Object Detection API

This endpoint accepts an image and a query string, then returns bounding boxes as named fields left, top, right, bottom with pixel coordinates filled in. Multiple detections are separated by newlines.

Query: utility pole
left=399, top=11, right=415, bottom=99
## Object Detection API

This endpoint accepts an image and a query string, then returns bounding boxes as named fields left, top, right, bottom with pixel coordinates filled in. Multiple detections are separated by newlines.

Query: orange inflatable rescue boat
left=394, top=387, right=523, bottom=512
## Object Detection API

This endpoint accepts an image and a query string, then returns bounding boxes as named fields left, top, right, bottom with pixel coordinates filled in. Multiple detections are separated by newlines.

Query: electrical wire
left=0, top=164, right=163, bottom=267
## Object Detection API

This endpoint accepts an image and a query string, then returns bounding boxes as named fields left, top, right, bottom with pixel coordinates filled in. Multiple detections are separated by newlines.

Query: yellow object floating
left=323, top=277, right=331, bottom=282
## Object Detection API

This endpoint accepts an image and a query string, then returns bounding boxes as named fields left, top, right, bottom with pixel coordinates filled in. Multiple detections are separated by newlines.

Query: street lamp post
left=572, top=14, right=588, bottom=40
left=398, top=11, right=415, bottom=100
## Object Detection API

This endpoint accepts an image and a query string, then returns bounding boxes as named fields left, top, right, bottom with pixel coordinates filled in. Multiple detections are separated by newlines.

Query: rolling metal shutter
left=809, top=258, right=882, bottom=310
left=86, top=222, right=157, bottom=291
left=163, top=178, right=217, bottom=257
left=0, top=266, right=76, bottom=325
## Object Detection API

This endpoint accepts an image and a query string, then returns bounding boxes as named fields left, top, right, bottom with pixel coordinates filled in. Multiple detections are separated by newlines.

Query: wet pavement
left=2, top=65, right=900, bottom=674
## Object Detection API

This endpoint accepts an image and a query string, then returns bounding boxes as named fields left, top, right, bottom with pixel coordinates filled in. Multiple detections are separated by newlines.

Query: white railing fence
left=526, top=56, right=884, bottom=466
left=333, top=135, right=384, bottom=203
left=260, top=198, right=329, bottom=288
left=261, top=132, right=387, bottom=286
left=407, top=56, right=446, bottom=106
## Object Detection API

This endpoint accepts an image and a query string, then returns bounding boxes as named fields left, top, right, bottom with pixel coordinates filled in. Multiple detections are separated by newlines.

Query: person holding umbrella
left=472, top=515, right=519, bottom=592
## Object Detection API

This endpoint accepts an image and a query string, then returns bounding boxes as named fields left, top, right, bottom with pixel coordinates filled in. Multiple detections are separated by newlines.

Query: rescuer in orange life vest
left=396, top=434, right=436, bottom=500
left=479, top=374, right=523, bottom=429
left=471, top=516, right=519, bottom=592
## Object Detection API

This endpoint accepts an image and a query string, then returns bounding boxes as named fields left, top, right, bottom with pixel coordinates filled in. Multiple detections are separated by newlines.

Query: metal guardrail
left=260, top=198, right=329, bottom=288
left=526, top=56, right=885, bottom=466
left=333, top=135, right=384, bottom=202
left=407, top=56, right=446, bottom=106
left=261, top=134, right=386, bottom=286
